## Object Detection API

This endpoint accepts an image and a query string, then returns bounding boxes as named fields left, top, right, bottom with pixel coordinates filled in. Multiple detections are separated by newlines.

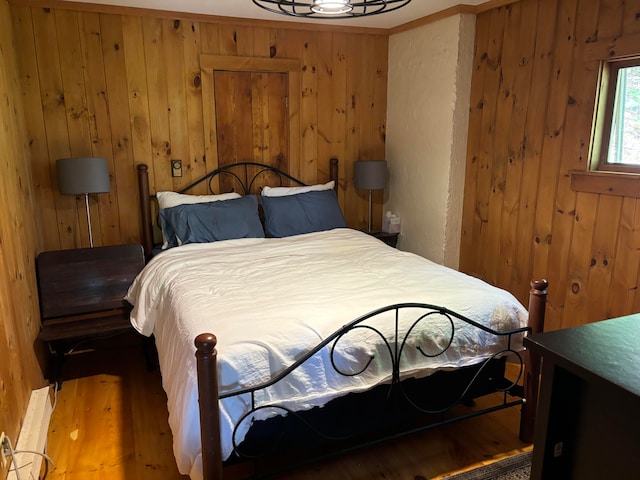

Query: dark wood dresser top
left=524, top=314, right=640, bottom=398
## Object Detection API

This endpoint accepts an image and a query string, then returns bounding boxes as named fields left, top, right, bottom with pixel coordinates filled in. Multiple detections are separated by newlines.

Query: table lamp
left=57, top=157, right=110, bottom=248
left=354, top=160, right=387, bottom=232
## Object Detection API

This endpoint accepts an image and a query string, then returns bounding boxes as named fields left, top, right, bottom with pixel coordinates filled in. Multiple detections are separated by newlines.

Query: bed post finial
left=195, top=333, right=223, bottom=480
left=520, top=278, right=548, bottom=443
left=330, top=157, right=338, bottom=191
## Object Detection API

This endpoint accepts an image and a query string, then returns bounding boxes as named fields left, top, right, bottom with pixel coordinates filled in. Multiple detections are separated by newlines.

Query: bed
left=128, top=159, right=547, bottom=480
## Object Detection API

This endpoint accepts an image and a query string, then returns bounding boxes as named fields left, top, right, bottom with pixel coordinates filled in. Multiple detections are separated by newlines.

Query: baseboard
left=7, top=386, right=52, bottom=480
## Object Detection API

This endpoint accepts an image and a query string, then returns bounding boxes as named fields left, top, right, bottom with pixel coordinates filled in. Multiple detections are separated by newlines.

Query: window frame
left=592, top=57, right=640, bottom=174
left=570, top=33, right=640, bottom=198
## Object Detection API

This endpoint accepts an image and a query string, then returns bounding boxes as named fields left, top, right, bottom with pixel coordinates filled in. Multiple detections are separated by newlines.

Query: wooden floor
left=44, top=337, right=531, bottom=479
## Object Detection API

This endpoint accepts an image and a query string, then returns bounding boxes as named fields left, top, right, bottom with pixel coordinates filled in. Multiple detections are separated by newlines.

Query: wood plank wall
left=0, top=0, right=45, bottom=472
left=460, top=0, right=640, bottom=330
left=10, top=4, right=388, bottom=251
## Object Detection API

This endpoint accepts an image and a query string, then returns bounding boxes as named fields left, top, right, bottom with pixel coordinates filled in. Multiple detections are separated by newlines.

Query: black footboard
left=232, top=356, right=515, bottom=464
left=215, top=303, right=528, bottom=476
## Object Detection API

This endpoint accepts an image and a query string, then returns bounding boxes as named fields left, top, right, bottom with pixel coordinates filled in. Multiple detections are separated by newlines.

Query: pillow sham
left=156, top=191, right=242, bottom=248
left=159, top=195, right=264, bottom=248
left=156, top=190, right=241, bottom=209
left=260, top=189, right=346, bottom=238
left=261, top=181, right=335, bottom=197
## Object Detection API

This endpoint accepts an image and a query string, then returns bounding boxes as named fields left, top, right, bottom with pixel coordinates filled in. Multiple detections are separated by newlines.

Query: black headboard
left=137, top=158, right=339, bottom=258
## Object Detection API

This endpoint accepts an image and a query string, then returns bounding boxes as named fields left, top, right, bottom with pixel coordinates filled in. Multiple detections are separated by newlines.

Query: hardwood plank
left=235, top=73, right=255, bottom=167
left=631, top=201, right=640, bottom=313
left=288, top=65, right=302, bottom=182
left=345, top=34, right=366, bottom=228
left=121, top=15, right=154, bottom=189
left=585, top=194, right=623, bottom=323
left=530, top=0, right=579, bottom=324
left=551, top=0, right=602, bottom=330
left=10, top=5, right=60, bottom=250
left=56, top=10, right=92, bottom=159
left=271, top=28, right=287, bottom=60
left=200, top=55, right=300, bottom=73
left=100, top=13, right=139, bottom=244
left=597, top=0, right=625, bottom=40
left=163, top=18, right=191, bottom=191
left=606, top=197, right=640, bottom=318
left=459, top=10, right=492, bottom=278
left=142, top=16, right=172, bottom=192
left=32, top=7, right=79, bottom=249
left=509, top=0, right=558, bottom=307
left=562, top=192, right=599, bottom=330
left=497, top=0, right=538, bottom=294
left=213, top=70, right=238, bottom=177
left=182, top=19, right=208, bottom=193
left=218, top=24, right=239, bottom=56
left=251, top=72, right=268, bottom=167
left=622, top=0, right=640, bottom=35
left=316, top=31, right=334, bottom=187
left=541, top=0, right=601, bottom=331
left=0, top=0, right=45, bottom=456
left=251, top=26, right=271, bottom=58
left=475, top=6, right=506, bottom=286
left=200, top=67, right=221, bottom=192
left=267, top=72, right=289, bottom=175
left=45, top=344, right=529, bottom=480
left=300, top=30, right=319, bottom=185
left=328, top=33, right=348, bottom=207
left=78, top=11, right=122, bottom=247
left=369, top=34, right=388, bottom=231
left=200, top=22, right=220, bottom=55
left=486, top=3, right=523, bottom=287
left=235, top=25, right=255, bottom=57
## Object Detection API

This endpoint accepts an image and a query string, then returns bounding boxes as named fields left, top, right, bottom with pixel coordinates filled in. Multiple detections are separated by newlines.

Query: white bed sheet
left=126, top=228, right=527, bottom=479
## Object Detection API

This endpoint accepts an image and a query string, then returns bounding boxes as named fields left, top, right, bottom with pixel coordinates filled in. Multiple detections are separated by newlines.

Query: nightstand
left=368, top=231, right=399, bottom=248
left=36, top=244, right=145, bottom=386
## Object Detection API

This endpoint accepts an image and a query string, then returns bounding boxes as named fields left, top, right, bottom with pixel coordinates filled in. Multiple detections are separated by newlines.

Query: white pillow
left=261, top=181, right=335, bottom=197
left=157, top=191, right=241, bottom=209
left=156, top=191, right=242, bottom=248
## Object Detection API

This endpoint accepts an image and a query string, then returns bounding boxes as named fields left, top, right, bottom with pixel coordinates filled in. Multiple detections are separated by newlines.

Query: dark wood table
left=524, top=314, right=640, bottom=479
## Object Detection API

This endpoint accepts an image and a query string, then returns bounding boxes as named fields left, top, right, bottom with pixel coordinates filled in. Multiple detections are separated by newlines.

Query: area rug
left=436, top=451, right=532, bottom=480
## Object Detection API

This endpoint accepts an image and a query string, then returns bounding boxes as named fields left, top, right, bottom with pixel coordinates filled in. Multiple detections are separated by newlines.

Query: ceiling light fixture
left=252, top=0, right=412, bottom=19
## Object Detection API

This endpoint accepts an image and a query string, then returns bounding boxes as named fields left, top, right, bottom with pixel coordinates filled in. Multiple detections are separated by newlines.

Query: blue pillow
left=159, top=195, right=264, bottom=247
left=260, top=189, right=346, bottom=238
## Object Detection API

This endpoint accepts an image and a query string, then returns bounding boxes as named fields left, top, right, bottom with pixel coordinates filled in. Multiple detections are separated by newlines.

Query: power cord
left=4, top=435, right=23, bottom=480
left=6, top=435, right=57, bottom=480
left=4, top=384, right=59, bottom=480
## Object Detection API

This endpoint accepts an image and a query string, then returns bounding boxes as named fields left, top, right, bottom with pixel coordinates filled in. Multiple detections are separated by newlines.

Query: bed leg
left=519, top=279, right=548, bottom=443
left=196, top=333, right=224, bottom=480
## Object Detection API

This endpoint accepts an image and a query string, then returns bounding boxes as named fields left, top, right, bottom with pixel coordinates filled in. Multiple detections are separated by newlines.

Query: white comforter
left=126, top=228, right=527, bottom=479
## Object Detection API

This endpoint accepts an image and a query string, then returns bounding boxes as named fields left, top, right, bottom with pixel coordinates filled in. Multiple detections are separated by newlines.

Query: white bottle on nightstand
left=382, top=211, right=401, bottom=234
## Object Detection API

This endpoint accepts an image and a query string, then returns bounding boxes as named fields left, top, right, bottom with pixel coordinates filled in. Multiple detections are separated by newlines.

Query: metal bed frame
left=135, top=158, right=547, bottom=479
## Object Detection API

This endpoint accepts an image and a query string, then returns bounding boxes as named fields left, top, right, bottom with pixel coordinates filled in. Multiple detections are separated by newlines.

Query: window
left=595, top=59, right=640, bottom=173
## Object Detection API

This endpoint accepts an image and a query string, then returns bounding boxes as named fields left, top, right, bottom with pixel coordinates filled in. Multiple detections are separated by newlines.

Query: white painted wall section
left=385, top=14, right=475, bottom=268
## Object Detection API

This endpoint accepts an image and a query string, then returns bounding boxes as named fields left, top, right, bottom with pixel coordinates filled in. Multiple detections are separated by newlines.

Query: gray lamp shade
left=57, top=157, right=111, bottom=195
left=354, top=160, right=387, bottom=190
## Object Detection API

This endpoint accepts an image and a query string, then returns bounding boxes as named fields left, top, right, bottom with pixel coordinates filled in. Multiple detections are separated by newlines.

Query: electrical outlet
left=171, top=159, right=183, bottom=177
left=0, top=432, right=8, bottom=468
